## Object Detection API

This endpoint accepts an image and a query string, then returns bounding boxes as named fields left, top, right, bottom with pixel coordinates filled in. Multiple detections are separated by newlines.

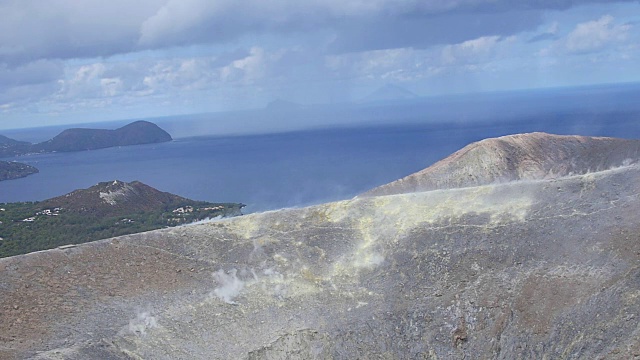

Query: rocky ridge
left=363, top=132, right=640, bottom=196
left=1, top=132, right=640, bottom=359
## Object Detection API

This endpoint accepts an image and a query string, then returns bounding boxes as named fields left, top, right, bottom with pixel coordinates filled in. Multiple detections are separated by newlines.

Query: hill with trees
left=0, top=160, right=38, bottom=181
left=0, top=120, right=172, bottom=157
left=0, top=180, right=243, bottom=258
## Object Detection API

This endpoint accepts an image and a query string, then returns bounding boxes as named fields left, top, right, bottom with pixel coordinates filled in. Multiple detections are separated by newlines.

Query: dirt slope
left=2, top=134, right=640, bottom=359
left=363, top=132, right=640, bottom=196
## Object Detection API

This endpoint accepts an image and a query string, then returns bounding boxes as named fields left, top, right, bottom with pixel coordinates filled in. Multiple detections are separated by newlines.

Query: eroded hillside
left=1, top=133, right=640, bottom=359
left=363, top=132, right=640, bottom=196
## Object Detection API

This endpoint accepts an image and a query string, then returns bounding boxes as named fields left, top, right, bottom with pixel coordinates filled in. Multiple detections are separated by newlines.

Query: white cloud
left=0, top=1, right=639, bottom=127
left=220, top=47, right=272, bottom=84
left=141, top=58, right=218, bottom=94
left=322, top=32, right=543, bottom=95
left=13, top=47, right=290, bottom=114
left=56, top=63, right=107, bottom=99
left=139, top=0, right=222, bottom=47
left=1, top=0, right=633, bottom=65
left=325, top=47, right=428, bottom=82
left=0, top=0, right=162, bottom=64
left=441, top=36, right=502, bottom=64
left=100, top=78, right=124, bottom=97
left=564, top=15, right=631, bottom=53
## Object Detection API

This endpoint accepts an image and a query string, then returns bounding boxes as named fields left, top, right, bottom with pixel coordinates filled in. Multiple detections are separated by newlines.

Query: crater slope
left=1, top=133, right=640, bottom=359
left=363, top=132, right=640, bottom=196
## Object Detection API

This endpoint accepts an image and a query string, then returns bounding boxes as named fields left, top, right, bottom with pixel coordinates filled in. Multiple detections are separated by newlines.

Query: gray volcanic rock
left=363, top=132, right=640, bottom=197
left=2, top=134, right=640, bottom=359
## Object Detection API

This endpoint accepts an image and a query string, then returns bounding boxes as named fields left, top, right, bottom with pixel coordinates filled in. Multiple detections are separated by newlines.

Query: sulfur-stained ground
left=2, top=164, right=640, bottom=359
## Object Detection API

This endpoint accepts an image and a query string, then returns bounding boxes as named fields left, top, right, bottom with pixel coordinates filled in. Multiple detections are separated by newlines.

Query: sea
left=2, top=83, right=640, bottom=213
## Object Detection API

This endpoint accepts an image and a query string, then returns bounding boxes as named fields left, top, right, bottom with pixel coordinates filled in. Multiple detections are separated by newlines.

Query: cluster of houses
left=201, top=206, right=224, bottom=211
left=22, top=208, right=63, bottom=222
left=172, top=206, right=194, bottom=214
left=115, top=218, right=135, bottom=225
left=172, top=205, right=224, bottom=215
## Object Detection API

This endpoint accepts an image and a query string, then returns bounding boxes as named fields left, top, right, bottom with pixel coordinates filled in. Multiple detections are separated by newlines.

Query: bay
left=0, top=125, right=470, bottom=212
left=2, top=83, right=640, bottom=213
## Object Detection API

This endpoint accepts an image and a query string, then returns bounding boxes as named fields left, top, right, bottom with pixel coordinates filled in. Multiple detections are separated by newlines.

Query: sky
left=1, top=0, right=639, bottom=130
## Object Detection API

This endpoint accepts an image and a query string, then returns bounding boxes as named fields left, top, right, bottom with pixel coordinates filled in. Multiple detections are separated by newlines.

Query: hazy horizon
left=2, top=81, right=639, bottom=141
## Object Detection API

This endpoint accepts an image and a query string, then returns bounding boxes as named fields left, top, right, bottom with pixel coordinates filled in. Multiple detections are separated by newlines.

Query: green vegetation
left=0, top=120, right=172, bottom=157
left=0, top=200, right=243, bottom=258
left=0, top=160, right=39, bottom=181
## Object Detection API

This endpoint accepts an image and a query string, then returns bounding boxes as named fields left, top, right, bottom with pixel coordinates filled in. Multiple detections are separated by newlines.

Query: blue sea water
left=2, top=85, right=640, bottom=213
left=0, top=126, right=469, bottom=212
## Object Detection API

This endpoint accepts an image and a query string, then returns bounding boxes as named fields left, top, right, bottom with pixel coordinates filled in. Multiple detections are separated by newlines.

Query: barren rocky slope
left=363, top=132, right=640, bottom=196
left=1, top=133, right=640, bottom=359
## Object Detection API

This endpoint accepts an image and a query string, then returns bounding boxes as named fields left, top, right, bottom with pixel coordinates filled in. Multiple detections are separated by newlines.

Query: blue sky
left=1, top=0, right=639, bottom=130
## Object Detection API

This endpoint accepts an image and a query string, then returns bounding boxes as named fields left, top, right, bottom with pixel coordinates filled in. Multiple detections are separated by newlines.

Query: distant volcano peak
left=360, top=84, right=419, bottom=103
left=265, top=99, right=303, bottom=111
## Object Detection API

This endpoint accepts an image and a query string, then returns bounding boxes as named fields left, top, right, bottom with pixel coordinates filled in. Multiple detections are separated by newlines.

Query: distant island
left=0, top=120, right=172, bottom=158
left=33, top=120, right=172, bottom=152
left=0, top=121, right=172, bottom=181
left=0, top=160, right=39, bottom=181
left=0, top=180, right=244, bottom=258
left=0, top=134, right=31, bottom=158
left=359, top=84, right=419, bottom=103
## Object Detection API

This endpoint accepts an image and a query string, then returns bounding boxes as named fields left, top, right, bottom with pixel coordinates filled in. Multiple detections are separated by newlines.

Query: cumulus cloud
left=536, top=14, right=635, bottom=58
left=326, top=47, right=424, bottom=82
left=527, top=22, right=560, bottom=43
left=441, top=36, right=503, bottom=65
left=1, top=0, right=636, bottom=65
left=100, top=78, right=124, bottom=97
left=564, top=15, right=631, bottom=53
left=142, top=59, right=214, bottom=94
left=50, top=49, right=261, bottom=100
left=0, top=0, right=638, bottom=126
left=55, top=63, right=111, bottom=100
left=0, top=0, right=161, bottom=65
left=219, top=47, right=278, bottom=84
left=325, top=34, right=518, bottom=84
